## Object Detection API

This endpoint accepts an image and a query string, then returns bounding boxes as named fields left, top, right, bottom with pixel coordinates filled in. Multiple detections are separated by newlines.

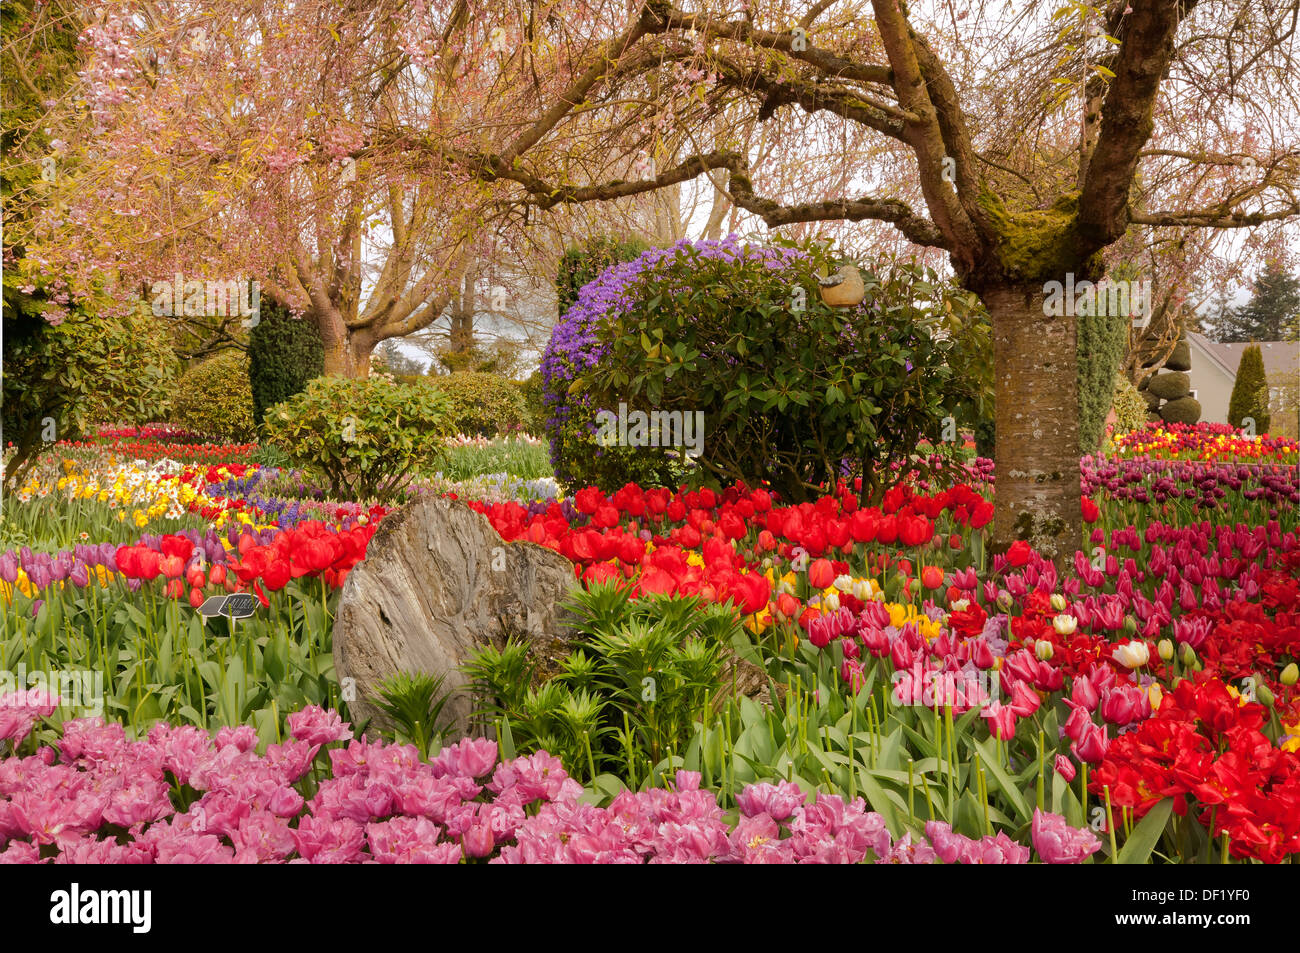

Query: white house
left=1186, top=332, right=1299, bottom=426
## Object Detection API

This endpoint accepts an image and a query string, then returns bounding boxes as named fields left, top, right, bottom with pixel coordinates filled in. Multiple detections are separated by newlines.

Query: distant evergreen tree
left=374, top=339, right=426, bottom=376
left=1216, top=263, right=1300, bottom=342
left=1228, top=345, right=1271, bottom=434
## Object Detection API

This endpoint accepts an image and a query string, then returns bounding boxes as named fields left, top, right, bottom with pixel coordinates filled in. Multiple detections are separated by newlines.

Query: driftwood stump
left=333, top=496, right=578, bottom=736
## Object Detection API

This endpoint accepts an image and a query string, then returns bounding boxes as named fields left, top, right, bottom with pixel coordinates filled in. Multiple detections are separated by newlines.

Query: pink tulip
left=1032, top=808, right=1100, bottom=864
left=1072, top=722, right=1109, bottom=764
left=980, top=700, right=1017, bottom=740
left=1071, top=675, right=1100, bottom=712
left=1054, top=754, right=1077, bottom=783
left=1007, top=680, right=1041, bottom=718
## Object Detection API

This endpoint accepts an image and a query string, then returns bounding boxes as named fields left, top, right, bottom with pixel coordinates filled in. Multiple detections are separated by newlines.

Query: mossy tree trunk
left=984, top=284, right=1082, bottom=564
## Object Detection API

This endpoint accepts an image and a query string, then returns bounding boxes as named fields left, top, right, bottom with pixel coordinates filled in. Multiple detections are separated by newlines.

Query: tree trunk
left=448, top=266, right=476, bottom=358
left=318, top=310, right=375, bottom=378
left=984, top=284, right=1081, bottom=565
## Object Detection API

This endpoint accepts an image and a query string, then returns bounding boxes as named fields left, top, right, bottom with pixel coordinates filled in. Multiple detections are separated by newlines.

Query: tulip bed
left=1, top=421, right=1298, bottom=863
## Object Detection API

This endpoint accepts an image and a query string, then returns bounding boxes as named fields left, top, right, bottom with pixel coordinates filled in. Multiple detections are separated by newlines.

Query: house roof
left=1187, top=331, right=1299, bottom=379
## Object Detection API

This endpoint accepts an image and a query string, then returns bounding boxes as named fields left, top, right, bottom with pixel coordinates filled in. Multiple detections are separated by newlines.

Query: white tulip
left=1113, top=640, right=1150, bottom=669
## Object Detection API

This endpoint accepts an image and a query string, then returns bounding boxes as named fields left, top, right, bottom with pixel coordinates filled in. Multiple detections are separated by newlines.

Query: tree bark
left=984, top=284, right=1081, bottom=565
left=318, top=311, right=375, bottom=377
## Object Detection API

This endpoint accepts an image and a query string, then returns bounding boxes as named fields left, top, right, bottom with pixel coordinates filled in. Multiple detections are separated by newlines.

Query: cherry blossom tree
left=491, top=0, right=1299, bottom=558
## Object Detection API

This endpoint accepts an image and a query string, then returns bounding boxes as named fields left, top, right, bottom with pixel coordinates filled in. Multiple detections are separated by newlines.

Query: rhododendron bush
left=541, top=235, right=989, bottom=501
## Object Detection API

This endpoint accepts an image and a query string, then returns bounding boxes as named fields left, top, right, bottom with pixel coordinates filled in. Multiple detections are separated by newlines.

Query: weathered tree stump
left=333, top=496, right=578, bottom=736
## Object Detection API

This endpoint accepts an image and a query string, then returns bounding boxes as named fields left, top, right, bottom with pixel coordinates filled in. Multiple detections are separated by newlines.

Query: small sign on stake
left=197, top=592, right=259, bottom=620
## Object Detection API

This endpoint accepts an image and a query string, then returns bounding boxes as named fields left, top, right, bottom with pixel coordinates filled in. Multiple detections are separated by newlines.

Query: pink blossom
left=430, top=737, right=497, bottom=779
left=879, top=832, right=938, bottom=864
left=214, top=725, right=259, bottom=752
left=734, top=780, right=805, bottom=821
left=290, top=815, right=365, bottom=864
left=287, top=706, right=352, bottom=746
left=1032, top=809, right=1101, bottom=864
left=365, top=816, right=447, bottom=863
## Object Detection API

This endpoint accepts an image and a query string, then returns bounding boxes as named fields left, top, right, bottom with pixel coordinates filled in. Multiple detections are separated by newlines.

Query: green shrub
left=556, top=235, right=650, bottom=318
left=543, top=236, right=983, bottom=501
left=1077, top=310, right=1130, bottom=452
left=516, top=371, right=547, bottom=435
left=248, top=301, right=324, bottom=426
left=169, top=350, right=255, bottom=442
left=465, top=583, right=743, bottom=783
left=1111, top=373, right=1147, bottom=439
left=1164, top=336, right=1192, bottom=371
left=1228, top=344, right=1271, bottom=434
left=432, top=340, right=521, bottom=377
left=1147, top=371, right=1191, bottom=401
left=1159, top=396, right=1202, bottom=425
left=426, top=371, right=527, bottom=437
left=2, top=280, right=177, bottom=488
left=262, top=375, right=451, bottom=502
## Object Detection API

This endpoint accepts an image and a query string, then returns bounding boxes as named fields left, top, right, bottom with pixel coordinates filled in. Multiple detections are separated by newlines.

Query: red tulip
left=1053, top=754, right=1077, bottom=783
left=583, top=562, right=621, bottom=586
left=848, top=509, right=879, bottom=543
left=159, top=534, right=194, bottom=562
left=899, top=515, right=932, bottom=548
left=920, top=565, right=945, bottom=589
left=1008, top=680, right=1042, bottom=718
left=825, top=520, right=851, bottom=550
left=592, top=505, right=620, bottom=529
left=808, top=558, right=835, bottom=589
left=159, top=555, right=186, bottom=579
left=262, top=559, right=291, bottom=591
left=970, top=638, right=995, bottom=670
left=775, top=592, right=801, bottom=621
left=718, top=512, right=746, bottom=541
left=1072, top=721, right=1109, bottom=764
left=188, top=587, right=204, bottom=608
left=1006, top=540, right=1033, bottom=567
